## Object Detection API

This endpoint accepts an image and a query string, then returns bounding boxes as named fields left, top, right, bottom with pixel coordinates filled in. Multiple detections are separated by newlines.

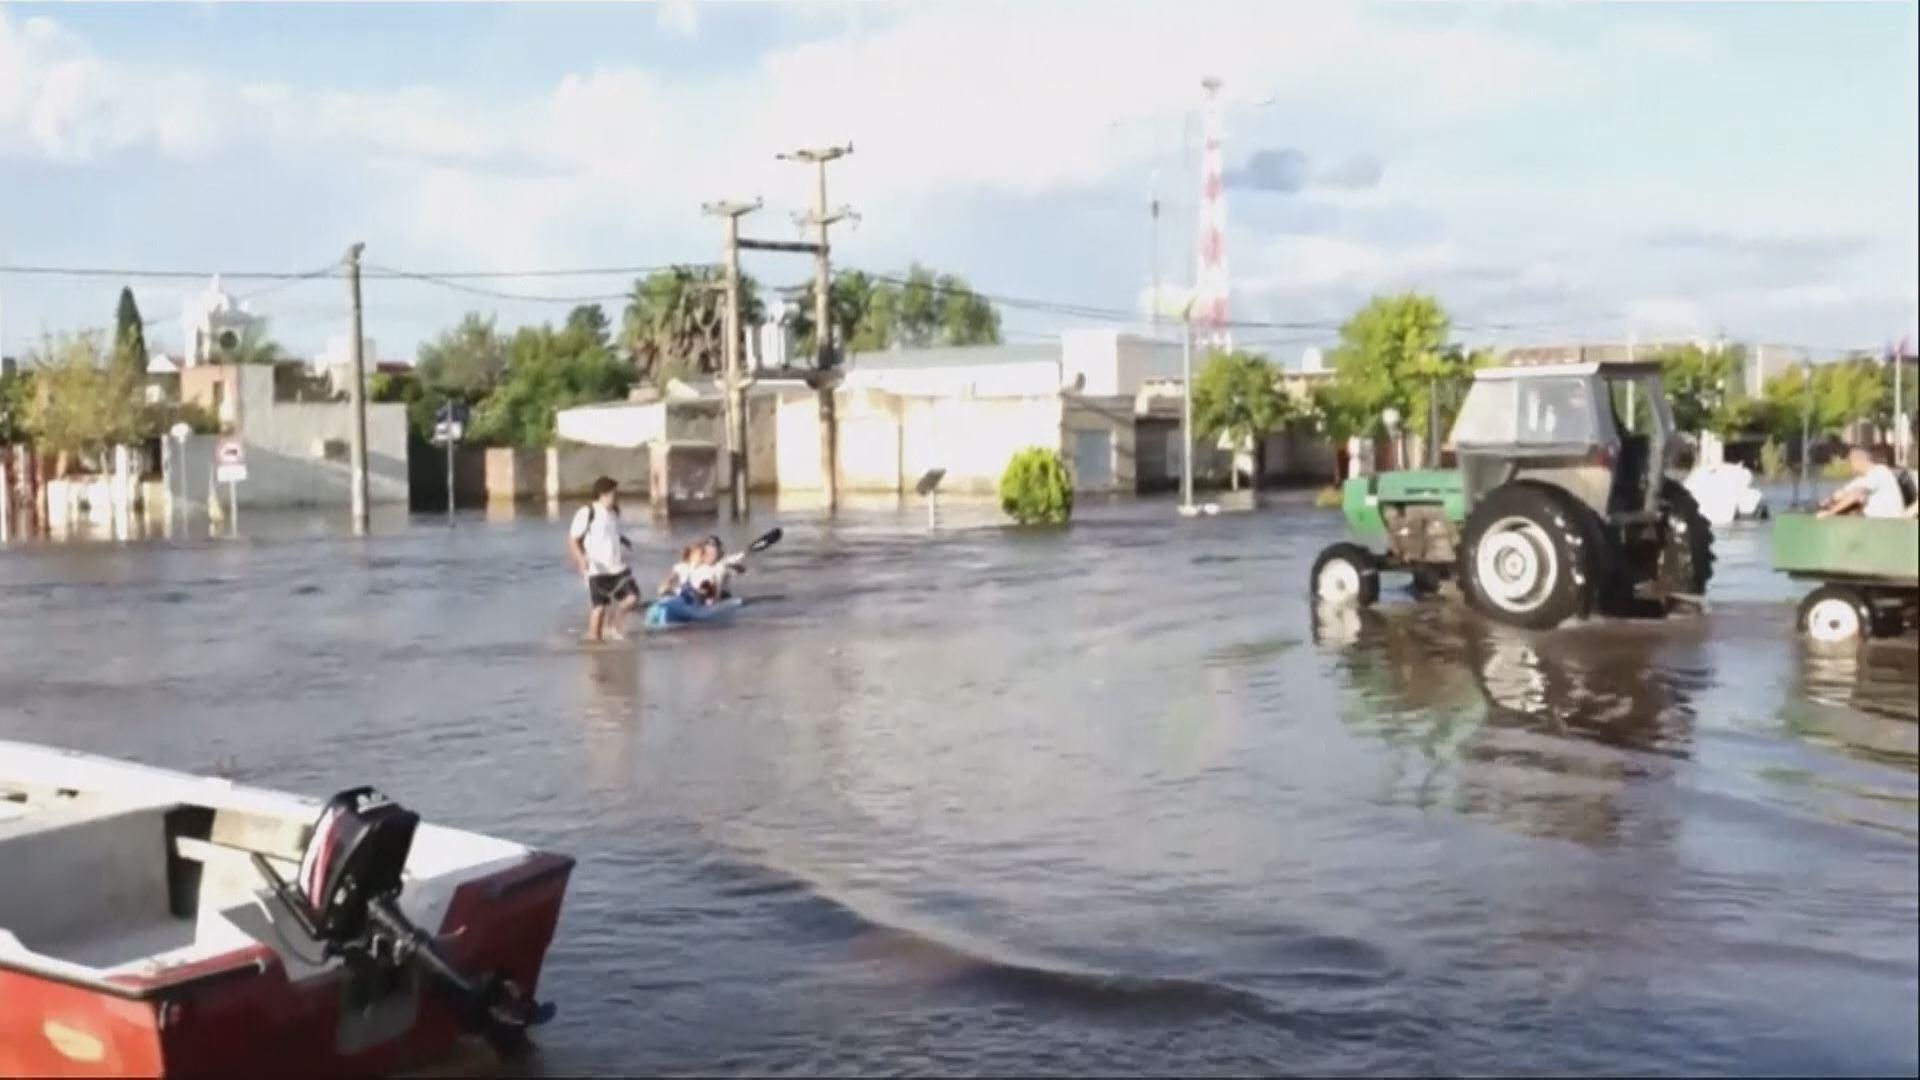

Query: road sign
left=432, top=400, right=469, bottom=445
left=216, top=439, right=247, bottom=483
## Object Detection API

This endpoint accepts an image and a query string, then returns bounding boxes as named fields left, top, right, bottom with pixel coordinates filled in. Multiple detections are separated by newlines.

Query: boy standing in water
left=568, top=476, right=639, bottom=641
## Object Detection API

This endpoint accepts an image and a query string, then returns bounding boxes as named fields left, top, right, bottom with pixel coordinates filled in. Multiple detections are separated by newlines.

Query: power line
left=359, top=265, right=631, bottom=305
left=0, top=263, right=693, bottom=283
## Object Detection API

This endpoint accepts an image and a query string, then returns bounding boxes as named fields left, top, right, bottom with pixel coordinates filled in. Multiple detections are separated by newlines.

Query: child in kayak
left=692, top=535, right=747, bottom=601
left=658, top=543, right=701, bottom=601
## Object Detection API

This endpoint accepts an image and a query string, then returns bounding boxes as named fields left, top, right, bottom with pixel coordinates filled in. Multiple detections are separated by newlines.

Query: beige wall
left=553, top=443, right=650, bottom=499
left=483, top=447, right=548, bottom=501
left=834, top=389, right=905, bottom=492
left=777, top=388, right=1072, bottom=496
left=775, top=392, right=826, bottom=491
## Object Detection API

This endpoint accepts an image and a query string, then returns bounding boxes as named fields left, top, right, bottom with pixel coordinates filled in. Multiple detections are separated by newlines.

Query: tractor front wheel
left=1457, top=484, right=1594, bottom=630
left=1310, top=542, right=1381, bottom=607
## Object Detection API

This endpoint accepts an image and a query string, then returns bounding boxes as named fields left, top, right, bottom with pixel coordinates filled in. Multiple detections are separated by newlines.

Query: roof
left=845, top=344, right=1058, bottom=371
left=1477, top=358, right=1662, bottom=380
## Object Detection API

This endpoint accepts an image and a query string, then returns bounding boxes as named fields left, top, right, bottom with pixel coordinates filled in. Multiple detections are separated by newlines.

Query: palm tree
left=620, top=266, right=762, bottom=385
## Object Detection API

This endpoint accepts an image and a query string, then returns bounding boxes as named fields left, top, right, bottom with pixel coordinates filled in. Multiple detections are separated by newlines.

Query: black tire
left=1409, top=565, right=1445, bottom=598
left=1456, top=482, right=1595, bottom=630
left=1798, top=584, right=1873, bottom=645
left=1310, top=542, right=1380, bottom=607
left=1657, top=480, right=1715, bottom=601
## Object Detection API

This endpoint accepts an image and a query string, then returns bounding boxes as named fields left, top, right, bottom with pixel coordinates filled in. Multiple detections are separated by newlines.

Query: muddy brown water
left=2, top=494, right=1914, bottom=1076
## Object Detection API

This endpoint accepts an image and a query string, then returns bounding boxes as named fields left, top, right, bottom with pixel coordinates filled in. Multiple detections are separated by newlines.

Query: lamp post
left=169, top=422, right=191, bottom=537
left=1180, top=296, right=1198, bottom=516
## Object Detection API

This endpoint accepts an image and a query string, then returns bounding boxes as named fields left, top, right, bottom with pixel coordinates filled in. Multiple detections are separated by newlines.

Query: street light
left=169, top=422, right=191, bottom=536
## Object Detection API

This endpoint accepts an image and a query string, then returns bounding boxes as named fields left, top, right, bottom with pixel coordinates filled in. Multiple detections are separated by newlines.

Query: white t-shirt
left=569, top=503, right=627, bottom=575
left=1842, top=465, right=1907, bottom=518
left=683, top=561, right=730, bottom=594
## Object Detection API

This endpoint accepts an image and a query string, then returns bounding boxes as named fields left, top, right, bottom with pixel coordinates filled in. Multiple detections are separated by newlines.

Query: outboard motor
left=252, top=788, right=554, bottom=1054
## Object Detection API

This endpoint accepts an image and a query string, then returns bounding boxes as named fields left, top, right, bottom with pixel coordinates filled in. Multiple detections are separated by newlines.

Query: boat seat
left=0, top=805, right=176, bottom=958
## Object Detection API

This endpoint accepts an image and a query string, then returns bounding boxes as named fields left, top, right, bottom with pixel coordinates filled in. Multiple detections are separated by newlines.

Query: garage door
left=1074, top=429, right=1113, bottom=490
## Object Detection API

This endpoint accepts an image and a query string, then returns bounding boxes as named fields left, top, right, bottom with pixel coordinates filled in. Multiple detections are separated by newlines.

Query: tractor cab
left=1447, top=359, right=1675, bottom=521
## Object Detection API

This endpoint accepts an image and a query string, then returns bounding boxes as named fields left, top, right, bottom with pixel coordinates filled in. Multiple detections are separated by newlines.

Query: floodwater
left=2, top=494, right=1915, bottom=1076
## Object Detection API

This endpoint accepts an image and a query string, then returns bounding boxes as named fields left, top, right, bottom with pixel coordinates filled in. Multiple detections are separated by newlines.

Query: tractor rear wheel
left=1457, top=483, right=1595, bottom=630
left=1657, top=480, right=1716, bottom=604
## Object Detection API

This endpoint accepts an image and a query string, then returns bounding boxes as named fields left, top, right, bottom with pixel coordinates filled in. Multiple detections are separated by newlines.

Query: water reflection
left=1788, top=640, right=1919, bottom=771
left=1317, top=603, right=1692, bottom=846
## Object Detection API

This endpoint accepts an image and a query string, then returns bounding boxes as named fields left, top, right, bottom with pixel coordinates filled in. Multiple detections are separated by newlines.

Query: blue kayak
left=643, top=596, right=745, bottom=629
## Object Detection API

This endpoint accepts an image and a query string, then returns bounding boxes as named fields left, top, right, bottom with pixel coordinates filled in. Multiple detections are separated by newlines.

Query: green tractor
left=1311, top=358, right=1714, bottom=630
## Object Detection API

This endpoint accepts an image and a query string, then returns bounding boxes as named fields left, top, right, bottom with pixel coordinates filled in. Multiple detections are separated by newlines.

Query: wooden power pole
left=703, top=200, right=762, bottom=519
left=344, top=242, right=369, bottom=535
left=777, top=144, right=856, bottom=511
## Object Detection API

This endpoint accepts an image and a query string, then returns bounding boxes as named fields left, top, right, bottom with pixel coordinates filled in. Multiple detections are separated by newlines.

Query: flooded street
left=2, top=496, right=1915, bottom=1076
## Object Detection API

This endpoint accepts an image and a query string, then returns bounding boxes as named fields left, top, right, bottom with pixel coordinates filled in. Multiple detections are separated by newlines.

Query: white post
left=1180, top=315, right=1195, bottom=513
left=229, top=478, right=239, bottom=536
left=1897, top=348, right=1907, bottom=468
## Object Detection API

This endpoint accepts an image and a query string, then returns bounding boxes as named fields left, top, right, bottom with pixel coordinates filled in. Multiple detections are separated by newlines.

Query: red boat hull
left=1, top=851, right=572, bottom=1078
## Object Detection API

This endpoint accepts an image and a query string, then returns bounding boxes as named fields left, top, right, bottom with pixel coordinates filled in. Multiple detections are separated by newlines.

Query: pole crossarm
left=739, top=239, right=825, bottom=255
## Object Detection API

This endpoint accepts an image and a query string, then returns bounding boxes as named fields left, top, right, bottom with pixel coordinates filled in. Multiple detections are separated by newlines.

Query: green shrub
left=1314, top=485, right=1344, bottom=508
left=1758, top=439, right=1788, bottom=479
left=999, top=447, right=1074, bottom=525
left=1820, top=457, right=1853, bottom=479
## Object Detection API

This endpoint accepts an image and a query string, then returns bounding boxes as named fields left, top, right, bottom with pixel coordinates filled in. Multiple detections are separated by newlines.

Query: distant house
left=554, top=329, right=1337, bottom=496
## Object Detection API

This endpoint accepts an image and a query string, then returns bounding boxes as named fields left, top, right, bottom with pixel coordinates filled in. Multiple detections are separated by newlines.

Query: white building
left=179, top=276, right=265, bottom=367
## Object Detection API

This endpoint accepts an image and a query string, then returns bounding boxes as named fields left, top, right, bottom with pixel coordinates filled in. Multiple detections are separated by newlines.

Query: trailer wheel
left=1311, top=543, right=1380, bottom=606
left=1798, top=585, right=1873, bottom=645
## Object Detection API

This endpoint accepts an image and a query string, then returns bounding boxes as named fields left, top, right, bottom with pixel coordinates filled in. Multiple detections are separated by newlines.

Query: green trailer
left=1772, top=512, right=1920, bottom=643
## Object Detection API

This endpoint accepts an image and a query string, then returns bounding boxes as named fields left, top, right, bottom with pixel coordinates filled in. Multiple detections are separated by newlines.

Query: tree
left=467, top=323, right=634, bottom=447
left=1653, top=343, right=1741, bottom=439
left=1815, top=357, right=1886, bottom=435
left=113, top=287, right=148, bottom=377
left=1192, top=349, right=1295, bottom=490
left=20, top=334, right=144, bottom=475
left=1309, top=380, right=1374, bottom=485
left=1326, top=294, right=1456, bottom=441
left=1759, top=359, right=1891, bottom=442
left=999, top=447, right=1074, bottom=525
left=565, top=304, right=612, bottom=352
left=620, top=266, right=763, bottom=386
left=0, top=368, right=33, bottom=445
left=793, top=265, right=1002, bottom=358
left=417, top=313, right=509, bottom=400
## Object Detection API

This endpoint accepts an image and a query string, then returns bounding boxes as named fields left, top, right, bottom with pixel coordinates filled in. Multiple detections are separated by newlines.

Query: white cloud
left=656, top=0, right=700, bottom=39
left=2, top=3, right=1913, bottom=353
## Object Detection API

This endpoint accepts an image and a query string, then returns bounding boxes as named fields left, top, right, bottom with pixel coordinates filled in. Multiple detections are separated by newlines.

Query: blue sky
left=3, top=1, right=1915, bottom=364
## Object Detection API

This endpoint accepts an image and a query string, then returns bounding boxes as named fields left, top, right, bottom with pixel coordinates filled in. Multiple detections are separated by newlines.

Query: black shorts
left=587, top=570, right=639, bottom=608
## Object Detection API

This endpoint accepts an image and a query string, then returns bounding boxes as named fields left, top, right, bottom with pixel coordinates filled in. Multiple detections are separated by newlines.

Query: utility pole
left=778, top=144, right=856, bottom=512
left=1179, top=298, right=1197, bottom=516
left=344, top=242, right=369, bottom=535
left=1149, top=167, right=1162, bottom=342
left=703, top=200, right=761, bottom=519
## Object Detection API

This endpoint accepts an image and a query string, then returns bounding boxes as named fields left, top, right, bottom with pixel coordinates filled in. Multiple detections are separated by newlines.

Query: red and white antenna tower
left=1194, top=76, right=1231, bottom=352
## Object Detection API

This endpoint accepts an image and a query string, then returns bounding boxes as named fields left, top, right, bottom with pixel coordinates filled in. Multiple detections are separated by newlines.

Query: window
left=1450, top=377, right=1600, bottom=447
